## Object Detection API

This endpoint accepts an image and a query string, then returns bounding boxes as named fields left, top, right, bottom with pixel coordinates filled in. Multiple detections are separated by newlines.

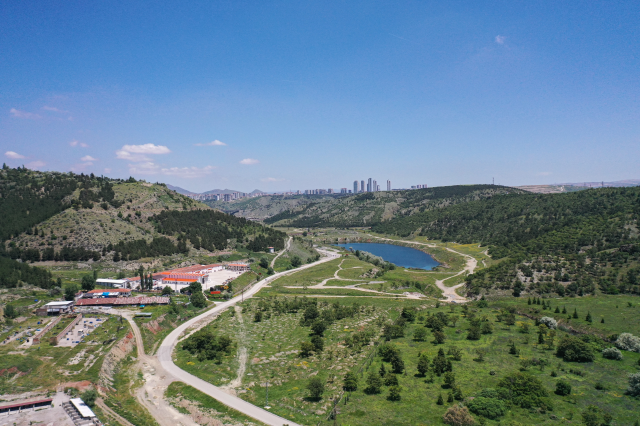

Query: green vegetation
left=151, top=209, right=286, bottom=252
left=266, top=185, right=520, bottom=228
left=175, top=294, right=640, bottom=425
left=166, top=381, right=266, bottom=425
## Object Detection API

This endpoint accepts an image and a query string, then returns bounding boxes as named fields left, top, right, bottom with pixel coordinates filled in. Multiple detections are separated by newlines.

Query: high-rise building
left=367, top=178, right=372, bottom=192
left=360, top=180, right=365, bottom=193
left=353, top=180, right=358, bottom=194
left=387, top=180, right=391, bottom=191
left=373, top=180, right=377, bottom=192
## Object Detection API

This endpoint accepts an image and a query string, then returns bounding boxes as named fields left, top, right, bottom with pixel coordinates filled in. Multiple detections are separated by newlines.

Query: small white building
left=70, top=398, right=96, bottom=419
left=96, top=278, right=128, bottom=288
left=37, top=301, right=74, bottom=316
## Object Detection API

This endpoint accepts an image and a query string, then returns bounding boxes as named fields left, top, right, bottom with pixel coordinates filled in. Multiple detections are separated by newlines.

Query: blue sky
left=1, top=1, right=639, bottom=192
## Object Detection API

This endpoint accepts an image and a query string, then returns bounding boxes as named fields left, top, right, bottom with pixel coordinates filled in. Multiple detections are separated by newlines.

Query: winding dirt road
left=365, top=235, right=478, bottom=302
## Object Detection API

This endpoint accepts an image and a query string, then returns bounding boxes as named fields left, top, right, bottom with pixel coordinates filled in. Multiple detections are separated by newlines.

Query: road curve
left=270, top=236, right=292, bottom=268
left=157, top=248, right=340, bottom=426
left=365, top=234, right=476, bottom=302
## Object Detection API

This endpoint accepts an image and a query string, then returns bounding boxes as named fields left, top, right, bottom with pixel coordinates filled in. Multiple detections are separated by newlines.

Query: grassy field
left=175, top=295, right=640, bottom=426
left=492, top=294, right=640, bottom=337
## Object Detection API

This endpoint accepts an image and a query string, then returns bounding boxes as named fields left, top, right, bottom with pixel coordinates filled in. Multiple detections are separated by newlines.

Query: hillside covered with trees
left=265, top=185, right=521, bottom=228
left=0, top=166, right=285, bottom=277
left=373, top=187, right=640, bottom=297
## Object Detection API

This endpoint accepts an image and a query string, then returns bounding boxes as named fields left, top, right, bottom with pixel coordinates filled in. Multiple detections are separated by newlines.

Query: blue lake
left=335, top=243, right=440, bottom=271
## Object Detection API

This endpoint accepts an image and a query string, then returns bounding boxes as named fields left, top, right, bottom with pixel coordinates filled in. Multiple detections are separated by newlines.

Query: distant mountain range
left=517, top=179, right=640, bottom=194
left=166, top=184, right=263, bottom=195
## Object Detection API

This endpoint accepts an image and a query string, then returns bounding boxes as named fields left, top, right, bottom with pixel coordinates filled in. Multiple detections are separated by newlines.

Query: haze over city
left=2, top=1, right=639, bottom=192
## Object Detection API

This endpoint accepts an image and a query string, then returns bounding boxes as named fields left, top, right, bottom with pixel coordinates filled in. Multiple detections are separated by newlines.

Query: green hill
left=373, top=187, right=640, bottom=297
left=0, top=167, right=285, bottom=270
left=204, top=193, right=339, bottom=220
left=265, top=185, right=522, bottom=228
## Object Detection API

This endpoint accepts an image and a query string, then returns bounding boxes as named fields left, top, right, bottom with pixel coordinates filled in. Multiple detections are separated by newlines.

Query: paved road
left=157, top=248, right=340, bottom=426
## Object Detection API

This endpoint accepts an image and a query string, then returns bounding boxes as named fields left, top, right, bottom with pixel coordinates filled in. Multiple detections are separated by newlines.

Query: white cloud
left=69, top=140, right=88, bottom=148
left=116, top=144, right=170, bottom=162
left=195, top=140, right=227, bottom=147
left=127, top=162, right=215, bottom=178
left=10, top=108, right=41, bottom=119
left=104, top=168, right=112, bottom=173
left=160, top=166, right=215, bottom=178
left=5, top=151, right=25, bottom=159
left=42, top=106, right=69, bottom=113
left=261, top=177, right=284, bottom=182
left=120, top=143, right=171, bottom=154
left=26, top=161, right=45, bottom=169
left=495, top=35, right=506, bottom=44
left=240, top=158, right=259, bottom=165
left=81, top=155, right=97, bottom=162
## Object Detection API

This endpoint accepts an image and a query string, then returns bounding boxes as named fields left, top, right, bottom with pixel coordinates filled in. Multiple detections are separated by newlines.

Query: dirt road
left=366, top=235, right=477, bottom=302
left=118, top=311, right=198, bottom=426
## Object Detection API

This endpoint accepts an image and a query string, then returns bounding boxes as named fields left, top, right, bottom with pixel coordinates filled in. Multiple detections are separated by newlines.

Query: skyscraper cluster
left=352, top=178, right=388, bottom=193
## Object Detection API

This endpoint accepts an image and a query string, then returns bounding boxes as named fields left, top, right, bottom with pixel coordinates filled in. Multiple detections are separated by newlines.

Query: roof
left=228, top=263, right=249, bottom=267
left=70, top=398, right=96, bottom=418
left=96, top=278, right=128, bottom=284
left=75, top=296, right=169, bottom=306
left=0, top=398, right=52, bottom=410
left=44, top=301, right=74, bottom=307
left=88, top=288, right=131, bottom=293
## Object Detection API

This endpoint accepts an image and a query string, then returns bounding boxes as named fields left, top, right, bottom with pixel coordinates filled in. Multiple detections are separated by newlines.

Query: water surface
left=335, top=242, right=439, bottom=270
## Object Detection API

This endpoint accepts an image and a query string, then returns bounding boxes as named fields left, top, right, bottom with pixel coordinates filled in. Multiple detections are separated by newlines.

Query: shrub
left=384, top=372, right=399, bottom=386
left=497, top=372, right=550, bottom=410
left=417, top=354, right=430, bottom=376
left=602, top=347, right=623, bottom=360
left=190, top=291, right=207, bottom=308
left=556, top=336, right=595, bottom=362
left=182, top=329, right=233, bottom=362
left=627, top=372, right=640, bottom=397
left=378, top=343, right=400, bottom=362
left=467, top=326, right=481, bottom=340
left=343, top=371, right=358, bottom=391
left=539, top=317, right=557, bottom=329
left=467, top=397, right=507, bottom=419
left=388, top=386, right=401, bottom=401
left=307, top=377, right=324, bottom=400
left=299, top=341, right=315, bottom=357
left=364, top=372, right=383, bottom=394
left=555, top=380, right=571, bottom=396
left=615, top=333, right=640, bottom=353
left=81, top=389, right=97, bottom=407
left=582, top=405, right=612, bottom=426
left=443, top=405, right=475, bottom=426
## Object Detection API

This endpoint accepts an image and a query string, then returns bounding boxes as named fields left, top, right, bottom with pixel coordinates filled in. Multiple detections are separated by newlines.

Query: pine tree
left=562, top=306, right=567, bottom=314
left=447, top=392, right=454, bottom=402
left=379, top=363, right=386, bottom=377
left=528, top=297, right=532, bottom=305
left=601, top=318, right=605, bottom=323
left=555, top=306, right=560, bottom=313
left=573, top=308, right=579, bottom=319
left=586, top=311, right=592, bottom=323
left=436, top=393, right=444, bottom=405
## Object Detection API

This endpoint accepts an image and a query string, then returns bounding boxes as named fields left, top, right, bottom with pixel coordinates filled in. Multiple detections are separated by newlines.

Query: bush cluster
left=602, top=347, right=623, bottom=361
